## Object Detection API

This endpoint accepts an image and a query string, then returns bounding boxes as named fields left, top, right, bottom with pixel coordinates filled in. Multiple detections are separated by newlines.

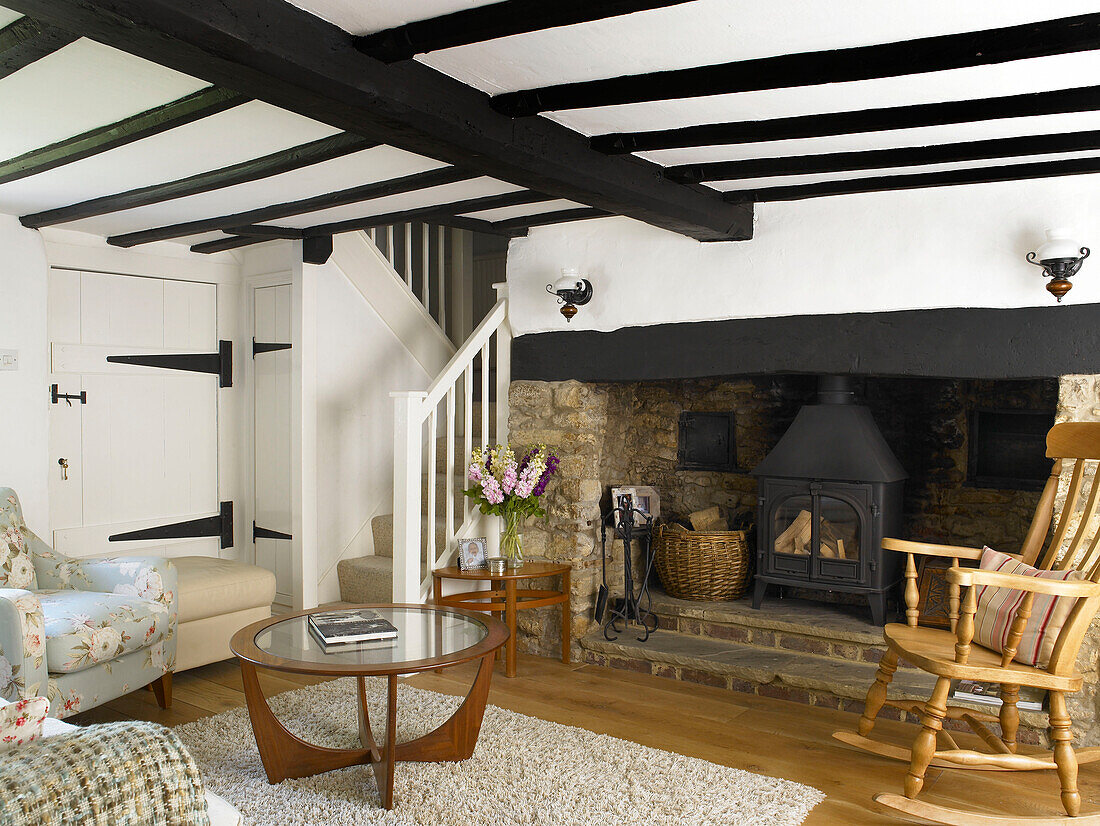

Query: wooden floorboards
left=72, top=654, right=1100, bottom=824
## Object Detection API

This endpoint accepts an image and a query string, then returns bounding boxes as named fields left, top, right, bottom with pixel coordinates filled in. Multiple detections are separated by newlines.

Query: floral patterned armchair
left=0, top=488, right=177, bottom=719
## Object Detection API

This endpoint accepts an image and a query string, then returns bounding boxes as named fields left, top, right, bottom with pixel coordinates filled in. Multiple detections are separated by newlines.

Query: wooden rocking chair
left=834, top=422, right=1100, bottom=824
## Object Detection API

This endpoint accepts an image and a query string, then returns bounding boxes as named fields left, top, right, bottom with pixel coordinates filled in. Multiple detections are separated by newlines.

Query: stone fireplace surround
left=508, top=373, right=1100, bottom=744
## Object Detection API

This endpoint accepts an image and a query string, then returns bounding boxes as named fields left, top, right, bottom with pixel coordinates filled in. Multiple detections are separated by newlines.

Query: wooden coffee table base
left=239, top=653, right=496, bottom=809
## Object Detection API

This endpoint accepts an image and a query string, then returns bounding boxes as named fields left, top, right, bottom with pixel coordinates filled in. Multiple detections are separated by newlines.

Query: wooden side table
left=431, top=561, right=571, bottom=678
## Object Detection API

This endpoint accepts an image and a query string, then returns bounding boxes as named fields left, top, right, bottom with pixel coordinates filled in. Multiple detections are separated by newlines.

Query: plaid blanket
left=0, top=721, right=210, bottom=826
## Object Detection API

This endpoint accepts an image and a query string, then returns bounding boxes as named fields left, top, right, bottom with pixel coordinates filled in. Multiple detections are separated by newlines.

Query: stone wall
left=509, top=373, right=1100, bottom=742
left=1057, top=376, right=1100, bottom=743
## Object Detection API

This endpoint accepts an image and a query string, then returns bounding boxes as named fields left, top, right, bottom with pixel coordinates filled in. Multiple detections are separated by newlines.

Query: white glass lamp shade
left=555, top=268, right=582, bottom=291
left=1035, top=228, right=1084, bottom=261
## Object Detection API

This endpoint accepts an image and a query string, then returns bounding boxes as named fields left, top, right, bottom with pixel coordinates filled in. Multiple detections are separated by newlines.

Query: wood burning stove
left=751, top=376, right=907, bottom=625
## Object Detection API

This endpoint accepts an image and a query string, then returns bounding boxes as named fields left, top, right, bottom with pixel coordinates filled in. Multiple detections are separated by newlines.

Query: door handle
left=58, top=458, right=69, bottom=480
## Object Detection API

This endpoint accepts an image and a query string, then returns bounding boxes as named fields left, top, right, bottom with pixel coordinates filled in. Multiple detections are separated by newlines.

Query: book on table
left=308, top=609, right=399, bottom=645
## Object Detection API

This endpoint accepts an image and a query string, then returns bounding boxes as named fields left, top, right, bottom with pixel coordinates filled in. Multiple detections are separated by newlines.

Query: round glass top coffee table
left=230, top=604, right=508, bottom=809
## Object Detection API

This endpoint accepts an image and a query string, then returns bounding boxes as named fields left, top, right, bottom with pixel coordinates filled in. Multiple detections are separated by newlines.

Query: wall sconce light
left=546, top=267, right=593, bottom=322
left=1026, top=228, right=1090, bottom=302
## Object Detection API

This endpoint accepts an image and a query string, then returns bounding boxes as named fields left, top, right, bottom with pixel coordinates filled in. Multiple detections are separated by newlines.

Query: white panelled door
left=253, top=284, right=293, bottom=604
left=48, top=269, right=224, bottom=559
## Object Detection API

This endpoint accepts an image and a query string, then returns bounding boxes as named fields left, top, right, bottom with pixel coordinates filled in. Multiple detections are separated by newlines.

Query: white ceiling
left=542, top=51, right=1100, bottom=138
left=2, top=0, right=1098, bottom=249
left=0, top=8, right=21, bottom=27
left=60, top=145, right=449, bottom=237
left=0, top=39, right=208, bottom=159
left=0, top=8, right=585, bottom=248
left=415, top=0, right=1100, bottom=95
left=708, top=149, right=1100, bottom=193
left=284, top=0, right=1100, bottom=196
left=0, top=101, right=341, bottom=215
left=460, top=199, right=586, bottom=221
left=637, top=111, right=1100, bottom=166
left=263, top=176, right=525, bottom=230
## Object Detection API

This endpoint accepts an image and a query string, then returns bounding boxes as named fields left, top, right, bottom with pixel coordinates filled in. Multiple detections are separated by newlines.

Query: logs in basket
left=654, top=526, right=750, bottom=601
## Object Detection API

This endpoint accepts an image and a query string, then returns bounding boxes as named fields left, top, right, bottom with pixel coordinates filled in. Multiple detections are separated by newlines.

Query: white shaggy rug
left=176, top=678, right=824, bottom=826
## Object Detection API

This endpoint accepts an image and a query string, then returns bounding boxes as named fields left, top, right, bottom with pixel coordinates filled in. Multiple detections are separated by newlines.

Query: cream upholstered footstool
left=174, top=557, right=276, bottom=672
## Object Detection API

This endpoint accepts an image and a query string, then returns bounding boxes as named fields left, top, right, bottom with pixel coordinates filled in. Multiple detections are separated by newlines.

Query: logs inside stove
left=752, top=376, right=907, bottom=625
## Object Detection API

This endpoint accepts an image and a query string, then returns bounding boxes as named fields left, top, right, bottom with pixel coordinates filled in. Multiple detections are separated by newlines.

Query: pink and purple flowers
left=463, top=444, right=559, bottom=519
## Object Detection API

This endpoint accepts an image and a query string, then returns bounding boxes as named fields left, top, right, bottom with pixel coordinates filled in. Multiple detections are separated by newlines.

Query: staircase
left=338, top=410, right=495, bottom=602
left=580, top=591, right=1049, bottom=745
left=336, top=220, right=511, bottom=604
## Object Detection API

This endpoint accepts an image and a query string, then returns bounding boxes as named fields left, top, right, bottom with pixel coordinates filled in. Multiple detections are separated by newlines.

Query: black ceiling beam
left=439, top=214, right=526, bottom=237
left=0, top=86, right=245, bottom=186
left=190, top=202, right=532, bottom=255
left=20, top=133, right=377, bottom=228
left=0, top=15, right=78, bottom=79
left=492, top=13, right=1100, bottom=116
left=224, top=225, right=305, bottom=239
left=189, top=235, right=263, bottom=254
left=106, top=165, right=477, bottom=247
left=592, top=85, right=1100, bottom=154
left=302, top=190, right=553, bottom=237
left=492, top=206, right=610, bottom=231
left=3, top=0, right=750, bottom=242
left=355, top=0, right=694, bottom=63
left=723, top=156, right=1100, bottom=203
left=665, top=130, right=1100, bottom=183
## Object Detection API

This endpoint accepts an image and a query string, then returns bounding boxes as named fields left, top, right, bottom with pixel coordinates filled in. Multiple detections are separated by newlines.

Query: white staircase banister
left=421, top=298, right=507, bottom=410
left=391, top=390, right=427, bottom=603
left=390, top=286, right=511, bottom=604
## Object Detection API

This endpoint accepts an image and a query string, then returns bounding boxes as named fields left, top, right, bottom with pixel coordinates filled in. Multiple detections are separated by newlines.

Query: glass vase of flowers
left=464, top=444, right=559, bottom=568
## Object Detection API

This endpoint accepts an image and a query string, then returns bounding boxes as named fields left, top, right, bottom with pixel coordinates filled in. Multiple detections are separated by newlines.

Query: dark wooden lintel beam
left=0, top=86, right=246, bottom=186
left=493, top=13, right=1100, bottom=116
left=355, top=0, right=694, bottom=63
left=106, top=165, right=477, bottom=247
left=492, top=206, right=610, bottom=231
left=21, top=132, right=377, bottom=228
left=592, top=85, right=1100, bottom=154
left=665, top=130, right=1100, bottom=183
left=723, top=156, right=1100, bottom=202
left=0, top=15, right=78, bottom=79
left=2, top=0, right=751, bottom=241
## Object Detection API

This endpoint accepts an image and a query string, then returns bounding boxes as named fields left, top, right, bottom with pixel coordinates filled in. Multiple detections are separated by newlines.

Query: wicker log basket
left=654, top=526, right=751, bottom=601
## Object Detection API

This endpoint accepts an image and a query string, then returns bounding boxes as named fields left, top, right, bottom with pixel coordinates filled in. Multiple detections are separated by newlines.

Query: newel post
left=493, top=282, right=511, bottom=448
left=392, top=391, right=427, bottom=603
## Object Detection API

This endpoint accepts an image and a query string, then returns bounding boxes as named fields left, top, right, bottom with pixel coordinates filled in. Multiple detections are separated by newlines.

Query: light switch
left=0, top=350, right=17, bottom=371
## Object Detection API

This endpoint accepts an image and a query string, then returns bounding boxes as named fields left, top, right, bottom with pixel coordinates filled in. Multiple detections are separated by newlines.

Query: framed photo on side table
left=457, top=537, right=489, bottom=571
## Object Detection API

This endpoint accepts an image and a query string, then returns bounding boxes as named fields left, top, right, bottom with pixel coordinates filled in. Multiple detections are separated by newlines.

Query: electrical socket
left=0, top=350, right=17, bottom=371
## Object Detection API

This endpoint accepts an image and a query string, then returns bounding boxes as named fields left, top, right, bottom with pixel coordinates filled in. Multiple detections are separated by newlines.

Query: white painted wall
left=0, top=215, right=50, bottom=533
left=507, top=176, right=1100, bottom=336
left=311, top=247, right=434, bottom=604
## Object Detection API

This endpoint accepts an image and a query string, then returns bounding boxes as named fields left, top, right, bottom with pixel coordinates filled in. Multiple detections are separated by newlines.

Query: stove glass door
left=818, top=495, right=861, bottom=563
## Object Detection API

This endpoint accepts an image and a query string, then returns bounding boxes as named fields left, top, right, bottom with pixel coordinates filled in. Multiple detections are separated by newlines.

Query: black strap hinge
left=106, top=340, right=232, bottom=387
left=252, top=337, right=292, bottom=356
left=109, top=501, right=233, bottom=549
left=253, top=521, right=292, bottom=541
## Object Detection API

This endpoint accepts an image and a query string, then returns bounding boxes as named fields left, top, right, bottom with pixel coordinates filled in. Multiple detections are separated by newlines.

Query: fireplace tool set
left=597, top=493, right=657, bottom=642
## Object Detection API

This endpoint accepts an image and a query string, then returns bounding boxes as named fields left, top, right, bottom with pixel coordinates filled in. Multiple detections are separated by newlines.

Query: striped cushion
left=973, top=546, right=1079, bottom=668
